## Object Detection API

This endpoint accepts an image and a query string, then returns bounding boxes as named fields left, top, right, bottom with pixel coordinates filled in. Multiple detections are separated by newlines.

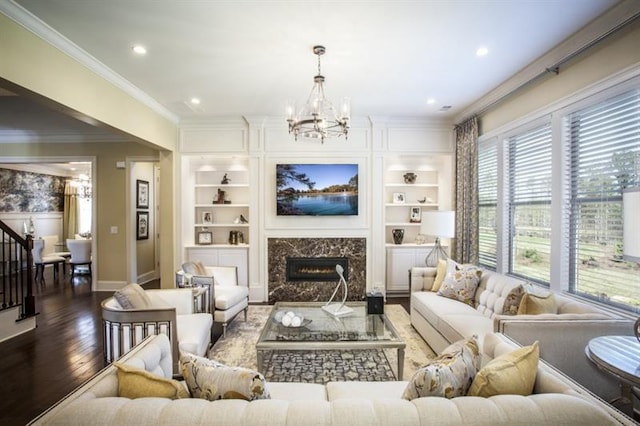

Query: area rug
left=208, top=304, right=435, bottom=381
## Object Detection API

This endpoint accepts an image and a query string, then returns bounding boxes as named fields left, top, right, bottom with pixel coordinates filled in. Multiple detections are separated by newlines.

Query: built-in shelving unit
left=181, top=156, right=250, bottom=286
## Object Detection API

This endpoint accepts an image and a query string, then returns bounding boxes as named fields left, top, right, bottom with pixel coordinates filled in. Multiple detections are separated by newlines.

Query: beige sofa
left=29, top=332, right=633, bottom=425
left=410, top=267, right=635, bottom=402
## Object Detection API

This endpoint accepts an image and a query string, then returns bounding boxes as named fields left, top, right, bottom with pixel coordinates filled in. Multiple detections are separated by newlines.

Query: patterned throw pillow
left=468, top=341, right=539, bottom=397
left=113, top=283, right=151, bottom=309
left=180, top=352, right=270, bottom=401
left=502, top=284, right=525, bottom=315
left=402, top=336, right=480, bottom=400
left=115, top=362, right=189, bottom=399
left=437, top=261, right=482, bottom=305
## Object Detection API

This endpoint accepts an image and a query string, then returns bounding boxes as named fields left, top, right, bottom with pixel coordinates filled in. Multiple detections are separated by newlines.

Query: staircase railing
left=0, top=220, right=36, bottom=319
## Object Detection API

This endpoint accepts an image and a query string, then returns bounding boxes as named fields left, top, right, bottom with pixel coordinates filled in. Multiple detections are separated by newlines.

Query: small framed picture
left=202, top=211, right=213, bottom=224
left=136, top=211, right=149, bottom=240
left=198, top=231, right=213, bottom=245
left=410, top=206, right=422, bottom=223
left=393, top=192, right=406, bottom=204
left=136, top=180, right=150, bottom=209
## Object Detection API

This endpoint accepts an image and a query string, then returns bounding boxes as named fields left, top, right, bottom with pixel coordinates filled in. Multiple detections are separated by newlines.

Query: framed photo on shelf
left=392, top=192, right=406, bottom=204
left=202, top=211, right=213, bottom=224
left=136, top=179, right=150, bottom=209
left=136, top=211, right=149, bottom=240
left=197, top=231, right=213, bottom=245
left=410, top=206, right=422, bottom=223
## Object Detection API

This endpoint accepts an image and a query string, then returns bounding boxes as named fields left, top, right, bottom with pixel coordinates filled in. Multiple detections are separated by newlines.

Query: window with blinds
left=568, top=89, right=640, bottom=309
left=507, top=123, right=552, bottom=283
left=478, top=140, right=497, bottom=269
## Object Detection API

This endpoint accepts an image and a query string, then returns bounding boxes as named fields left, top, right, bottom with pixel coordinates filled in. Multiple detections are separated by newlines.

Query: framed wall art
left=202, top=211, right=213, bottom=224
left=410, top=206, right=422, bottom=223
left=198, top=231, right=213, bottom=245
left=136, top=211, right=149, bottom=240
left=392, top=192, right=405, bottom=204
left=136, top=179, right=150, bottom=209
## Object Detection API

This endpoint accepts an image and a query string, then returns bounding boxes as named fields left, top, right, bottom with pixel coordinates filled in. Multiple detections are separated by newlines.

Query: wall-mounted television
left=276, top=163, right=358, bottom=216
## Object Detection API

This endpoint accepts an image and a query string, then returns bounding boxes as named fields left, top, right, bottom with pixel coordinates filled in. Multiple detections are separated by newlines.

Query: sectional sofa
left=29, top=332, right=633, bottom=425
left=410, top=266, right=635, bottom=402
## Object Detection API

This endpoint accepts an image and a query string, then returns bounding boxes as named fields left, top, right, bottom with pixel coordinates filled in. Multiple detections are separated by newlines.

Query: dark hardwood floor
left=0, top=268, right=409, bottom=425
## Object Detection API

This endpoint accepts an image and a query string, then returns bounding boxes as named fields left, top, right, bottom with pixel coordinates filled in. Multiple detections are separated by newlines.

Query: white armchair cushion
left=177, top=314, right=214, bottom=357
left=214, top=285, right=249, bottom=310
left=147, top=289, right=194, bottom=315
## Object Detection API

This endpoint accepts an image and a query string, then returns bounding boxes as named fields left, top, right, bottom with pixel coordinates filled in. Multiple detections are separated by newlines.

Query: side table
left=586, top=335, right=640, bottom=419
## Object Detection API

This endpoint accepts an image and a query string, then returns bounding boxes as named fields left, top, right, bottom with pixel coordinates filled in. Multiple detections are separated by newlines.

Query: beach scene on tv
left=276, top=164, right=358, bottom=216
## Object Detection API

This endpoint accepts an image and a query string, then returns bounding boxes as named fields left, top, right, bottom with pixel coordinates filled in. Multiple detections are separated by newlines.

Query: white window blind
left=569, top=89, right=640, bottom=309
left=507, top=123, right=552, bottom=283
left=478, top=141, right=497, bottom=269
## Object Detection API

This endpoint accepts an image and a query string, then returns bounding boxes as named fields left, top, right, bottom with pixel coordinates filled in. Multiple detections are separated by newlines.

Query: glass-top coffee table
left=256, top=301, right=406, bottom=379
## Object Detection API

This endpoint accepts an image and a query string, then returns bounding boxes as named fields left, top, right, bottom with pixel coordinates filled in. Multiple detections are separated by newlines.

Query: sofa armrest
left=410, top=267, right=437, bottom=292
left=493, top=315, right=635, bottom=402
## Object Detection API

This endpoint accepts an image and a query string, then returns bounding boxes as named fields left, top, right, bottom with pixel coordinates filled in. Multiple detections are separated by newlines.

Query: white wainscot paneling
left=180, top=127, right=247, bottom=153
left=388, top=128, right=453, bottom=152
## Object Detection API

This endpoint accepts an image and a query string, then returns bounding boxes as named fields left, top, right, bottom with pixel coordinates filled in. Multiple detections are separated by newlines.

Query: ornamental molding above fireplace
left=267, top=237, right=366, bottom=303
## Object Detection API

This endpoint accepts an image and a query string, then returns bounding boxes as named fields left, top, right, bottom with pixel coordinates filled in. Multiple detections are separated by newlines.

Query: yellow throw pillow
left=517, top=293, right=558, bottom=315
left=431, top=259, right=448, bottom=292
left=467, top=341, right=539, bottom=397
left=115, top=362, right=189, bottom=399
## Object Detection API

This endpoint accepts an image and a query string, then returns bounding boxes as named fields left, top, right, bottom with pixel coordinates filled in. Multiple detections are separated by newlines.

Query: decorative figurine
left=221, top=173, right=230, bottom=184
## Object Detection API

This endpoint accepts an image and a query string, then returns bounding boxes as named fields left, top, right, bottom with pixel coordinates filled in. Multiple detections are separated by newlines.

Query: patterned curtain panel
left=454, top=116, right=479, bottom=264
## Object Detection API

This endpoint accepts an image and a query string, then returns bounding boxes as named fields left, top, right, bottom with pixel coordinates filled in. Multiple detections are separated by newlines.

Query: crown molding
left=454, top=0, right=640, bottom=124
left=0, top=129, right=129, bottom=144
left=0, top=1, right=178, bottom=124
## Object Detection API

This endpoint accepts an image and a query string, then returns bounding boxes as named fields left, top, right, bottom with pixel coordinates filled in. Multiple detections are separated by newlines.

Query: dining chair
left=32, top=238, right=66, bottom=284
left=66, top=239, right=92, bottom=278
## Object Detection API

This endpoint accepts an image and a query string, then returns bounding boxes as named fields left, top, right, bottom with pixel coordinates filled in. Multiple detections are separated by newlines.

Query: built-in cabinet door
left=386, top=246, right=430, bottom=294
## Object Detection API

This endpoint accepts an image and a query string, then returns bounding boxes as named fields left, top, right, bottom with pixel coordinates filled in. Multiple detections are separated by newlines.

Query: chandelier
left=286, top=45, right=350, bottom=143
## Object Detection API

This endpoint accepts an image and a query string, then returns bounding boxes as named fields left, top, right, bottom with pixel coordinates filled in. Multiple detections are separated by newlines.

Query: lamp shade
left=623, top=187, right=640, bottom=262
left=421, top=211, right=455, bottom=238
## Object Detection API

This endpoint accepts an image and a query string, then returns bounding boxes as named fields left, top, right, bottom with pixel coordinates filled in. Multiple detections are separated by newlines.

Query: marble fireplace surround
left=267, top=238, right=366, bottom=303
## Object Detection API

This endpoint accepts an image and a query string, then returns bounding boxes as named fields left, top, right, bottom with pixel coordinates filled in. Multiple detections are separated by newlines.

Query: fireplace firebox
left=286, top=257, right=349, bottom=282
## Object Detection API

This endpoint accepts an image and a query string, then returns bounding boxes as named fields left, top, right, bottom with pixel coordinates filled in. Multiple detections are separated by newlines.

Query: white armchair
left=101, top=283, right=213, bottom=374
left=177, top=263, right=249, bottom=337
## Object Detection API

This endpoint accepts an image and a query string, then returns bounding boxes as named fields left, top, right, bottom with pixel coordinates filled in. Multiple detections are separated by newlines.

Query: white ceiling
left=0, top=0, right=624, bottom=139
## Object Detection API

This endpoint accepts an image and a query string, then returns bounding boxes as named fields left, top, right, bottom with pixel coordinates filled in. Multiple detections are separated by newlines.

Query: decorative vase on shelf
left=403, top=172, right=417, bottom=184
left=392, top=229, right=404, bottom=245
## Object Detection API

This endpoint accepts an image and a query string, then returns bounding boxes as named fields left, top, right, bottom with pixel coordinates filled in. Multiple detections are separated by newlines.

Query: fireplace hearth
left=286, top=257, right=348, bottom=282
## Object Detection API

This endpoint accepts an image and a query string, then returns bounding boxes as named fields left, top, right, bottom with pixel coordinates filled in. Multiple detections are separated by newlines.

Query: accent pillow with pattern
left=180, top=352, right=270, bottom=401
left=402, top=336, right=480, bottom=400
left=437, top=260, right=483, bottom=305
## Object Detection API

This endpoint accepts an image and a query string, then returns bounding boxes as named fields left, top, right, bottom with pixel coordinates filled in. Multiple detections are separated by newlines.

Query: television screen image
left=276, top=164, right=358, bottom=216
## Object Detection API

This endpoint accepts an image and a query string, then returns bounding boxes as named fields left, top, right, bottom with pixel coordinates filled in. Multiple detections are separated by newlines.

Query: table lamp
left=623, top=187, right=640, bottom=342
left=421, top=210, right=455, bottom=267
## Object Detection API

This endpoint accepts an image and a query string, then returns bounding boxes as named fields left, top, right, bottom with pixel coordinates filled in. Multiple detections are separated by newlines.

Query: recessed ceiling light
left=190, top=98, right=201, bottom=105
left=476, top=46, right=489, bottom=57
left=427, top=98, right=436, bottom=105
left=132, top=45, right=147, bottom=55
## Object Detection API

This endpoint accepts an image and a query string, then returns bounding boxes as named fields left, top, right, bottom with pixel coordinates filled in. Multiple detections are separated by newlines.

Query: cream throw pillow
left=431, top=259, right=448, bottom=292
left=180, top=352, right=270, bottom=401
left=113, top=283, right=151, bottom=309
left=467, top=341, right=539, bottom=397
left=517, top=293, right=558, bottom=315
left=114, top=362, right=189, bottom=399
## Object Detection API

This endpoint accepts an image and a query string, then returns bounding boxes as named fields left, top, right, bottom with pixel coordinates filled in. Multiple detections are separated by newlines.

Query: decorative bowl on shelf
left=403, top=172, right=417, bottom=184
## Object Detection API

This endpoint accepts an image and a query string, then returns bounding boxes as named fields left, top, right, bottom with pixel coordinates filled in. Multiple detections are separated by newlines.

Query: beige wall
left=481, top=20, right=640, bottom=135
left=0, top=142, right=159, bottom=286
left=132, top=161, right=157, bottom=280
left=0, top=13, right=179, bottom=287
